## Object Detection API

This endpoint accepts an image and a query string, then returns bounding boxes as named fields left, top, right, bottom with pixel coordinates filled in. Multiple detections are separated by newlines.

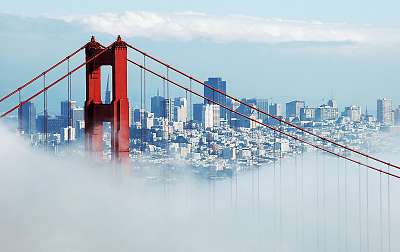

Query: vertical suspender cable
left=273, top=129, right=277, bottom=252
left=143, top=55, right=147, bottom=152
left=43, top=73, right=47, bottom=151
left=67, top=57, right=71, bottom=144
left=358, top=164, right=362, bottom=252
left=166, top=67, right=170, bottom=121
left=316, top=150, right=320, bottom=252
left=380, top=169, right=383, bottom=252
left=322, top=148, right=326, bottom=252
left=344, top=159, right=348, bottom=252
left=387, top=164, right=391, bottom=252
left=337, top=157, right=341, bottom=251
left=279, top=122, right=282, bottom=251
left=366, top=158, right=370, bottom=252
left=140, top=65, right=143, bottom=154
left=189, top=78, right=192, bottom=121
left=301, top=142, right=304, bottom=252
left=18, top=90, right=21, bottom=132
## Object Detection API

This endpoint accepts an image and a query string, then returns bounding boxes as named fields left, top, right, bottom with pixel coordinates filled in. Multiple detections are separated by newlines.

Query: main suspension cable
left=127, top=58, right=400, bottom=179
left=125, top=43, right=400, bottom=171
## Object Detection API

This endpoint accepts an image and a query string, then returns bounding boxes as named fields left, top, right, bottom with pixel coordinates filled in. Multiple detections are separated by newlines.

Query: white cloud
left=59, top=11, right=400, bottom=46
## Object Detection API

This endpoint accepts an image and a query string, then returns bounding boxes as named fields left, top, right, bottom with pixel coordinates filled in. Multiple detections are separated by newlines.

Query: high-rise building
left=315, top=105, right=339, bottom=121
left=377, top=98, right=393, bottom=125
left=72, top=108, right=84, bottom=122
left=202, top=104, right=220, bottom=129
left=344, top=105, right=361, bottom=122
left=162, top=98, right=174, bottom=121
left=233, top=98, right=258, bottom=128
left=394, top=106, right=400, bottom=126
left=286, top=100, right=305, bottom=118
left=268, top=103, right=283, bottom=124
left=151, top=95, right=165, bottom=118
left=256, top=99, right=269, bottom=122
left=300, top=107, right=315, bottom=121
left=105, top=74, right=111, bottom=104
left=36, top=115, right=64, bottom=134
left=173, top=97, right=188, bottom=122
left=327, top=99, right=338, bottom=108
left=193, top=103, right=204, bottom=123
left=18, top=101, right=36, bottom=134
left=61, top=100, right=77, bottom=127
left=204, top=77, right=227, bottom=119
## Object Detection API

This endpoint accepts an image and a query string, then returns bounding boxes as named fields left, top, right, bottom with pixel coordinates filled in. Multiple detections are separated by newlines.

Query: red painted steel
left=126, top=43, right=400, bottom=171
left=127, top=58, right=400, bottom=179
left=85, top=36, right=130, bottom=163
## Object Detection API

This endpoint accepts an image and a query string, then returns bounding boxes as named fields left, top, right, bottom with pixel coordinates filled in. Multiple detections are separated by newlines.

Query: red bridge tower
left=85, top=36, right=130, bottom=162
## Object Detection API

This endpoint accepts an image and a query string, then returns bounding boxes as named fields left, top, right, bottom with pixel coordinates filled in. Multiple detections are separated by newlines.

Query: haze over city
left=1, top=1, right=400, bottom=252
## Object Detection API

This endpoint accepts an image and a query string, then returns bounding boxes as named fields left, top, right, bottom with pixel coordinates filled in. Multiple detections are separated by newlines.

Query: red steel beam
left=127, top=58, right=400, bottom=180
left=126, top=43, right=400, bottom=171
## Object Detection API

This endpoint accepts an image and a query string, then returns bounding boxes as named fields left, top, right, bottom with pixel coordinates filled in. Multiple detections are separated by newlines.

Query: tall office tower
left=286, top=100, right=305, bottom=118
left=133, top=108, right=145, bottom=123
left=72, top=108, right=84, bottom=122
left=256, top=99, right=269, bottom=122
left=204, top=77, right=227, bottom=119
left=327, top=99, right=338, bottom=108
left=202, top=104, right=220, bottom=129
left=151, top=94, right=165, bottom=118
left=18, top=101, right=36, bottom=134
left=105, top=74, right=111, bottom=104
left=377, top=98, right=393, bottom=125
left=233, top=98, right=257, bottom=128
left=173, top=97, right=188, bottom=122
left=344, top=105, right=361, bottom=122
left=315, top=105, right=339, bottom=122
left=61, top=100, right=77, bottom=127
left=193, top=103, right=204, bottom=123
left=394, top=106, right=400, bottom=126
left=300, top=107, right=316, bottom=121
left=268, top=103, right=283, bottom=124
left=129, top=106, right=134, bottom=127
left=162, top=98, right=174, bottom=121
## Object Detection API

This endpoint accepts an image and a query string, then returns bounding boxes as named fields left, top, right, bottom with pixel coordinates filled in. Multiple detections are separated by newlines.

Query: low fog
left=1, top=123, right=400, bottom=252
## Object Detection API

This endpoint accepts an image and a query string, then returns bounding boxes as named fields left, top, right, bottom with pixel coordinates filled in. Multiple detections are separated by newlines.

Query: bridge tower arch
left=84, top=36, right=130, bottom=162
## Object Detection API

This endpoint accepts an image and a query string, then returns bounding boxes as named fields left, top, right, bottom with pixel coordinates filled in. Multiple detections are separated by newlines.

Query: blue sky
left=1, top=0, right=400, bottom=114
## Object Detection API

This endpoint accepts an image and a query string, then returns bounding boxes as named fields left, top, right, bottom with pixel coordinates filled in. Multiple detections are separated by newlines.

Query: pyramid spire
left=105, top=74, right=111, bottom=104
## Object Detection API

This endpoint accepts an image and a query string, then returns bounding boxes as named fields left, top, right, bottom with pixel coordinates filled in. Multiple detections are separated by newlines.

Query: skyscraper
left=300, top=107, right=315, bottom=121
left=61, top=100, right=77, bottom=127
left=377, top=98, right=393, bottom=125
left=256, top=99, right=269, bottom=122
left=286, top=100, right=305, bottom=118
left=151, top=94, right=165, bottom=118
left=268, top=103, right=283, bottom=125
left=315, top=105, right=339, bottom=122
left=202, top=104, right=220, bottom=129
left=344, top=105, right=361, bottom=122
left=204, top=77, right=227, bottom=119
left=193, top=103, right=204, bottom=123
left=174, top=97, right=188, bottom=122
left=105, top=74, right=111, bottom=104
left=18, top=101, right=36, bottom=134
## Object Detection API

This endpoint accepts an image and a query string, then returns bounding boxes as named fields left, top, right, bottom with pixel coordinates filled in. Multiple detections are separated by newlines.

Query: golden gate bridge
left=0, top=35, right=399, bottom=251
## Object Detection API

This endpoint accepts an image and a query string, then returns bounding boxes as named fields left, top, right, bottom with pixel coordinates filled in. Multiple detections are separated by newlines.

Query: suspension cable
left=0, top=45, right=85, bottom=104
left=125, top=43, right=400, bottom=171
left=127, top=58, right=400, bottom=179
left=1, top=44, right=113, bottom=118
left=43, top=73, right=47, bottom=151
